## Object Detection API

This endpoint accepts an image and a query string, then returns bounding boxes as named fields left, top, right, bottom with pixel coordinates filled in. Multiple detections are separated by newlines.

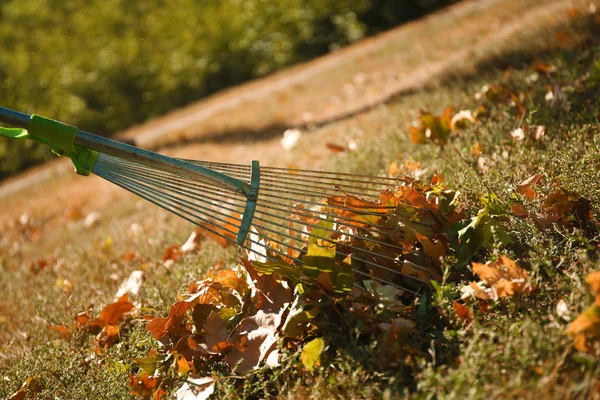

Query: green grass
left=1, top=12, right=600, bottom=400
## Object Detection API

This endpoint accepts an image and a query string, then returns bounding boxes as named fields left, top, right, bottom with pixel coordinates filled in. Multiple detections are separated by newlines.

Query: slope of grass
left=1, top=9, right=599, bottom=400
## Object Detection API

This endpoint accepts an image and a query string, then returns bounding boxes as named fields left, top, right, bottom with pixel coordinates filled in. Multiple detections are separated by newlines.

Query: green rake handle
left=0, top=106, right=252, bottom=196
left=0, top=106, right=260, bottom=246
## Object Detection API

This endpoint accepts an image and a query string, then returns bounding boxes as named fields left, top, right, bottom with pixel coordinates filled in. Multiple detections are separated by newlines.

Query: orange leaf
left=325, top=142, right=347, bottom=153
left=516, top=174, right=542, bottom=201
left=511, top=203, right=528, bottom=218
left=387, top=161, right=399, bottom=177
left=415, top=231, right=446, bottom=264
left=196, top=213, right=240, bottom=248
left=532, top=59, right=556, bottom=74
left=162, top=245, right=183, bottom=263
left=452, top=301, right=473, bottom=325
left=47, top=324, right=70, bottom=338
left=472, top=256, right=533, bottom=298
left=90, top=294, right=135, bottom=328
left=146, top=301, right=191, bottom=341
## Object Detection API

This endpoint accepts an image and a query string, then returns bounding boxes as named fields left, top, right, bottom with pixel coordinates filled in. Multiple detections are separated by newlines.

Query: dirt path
left=0, top=0, right=593, bottom=229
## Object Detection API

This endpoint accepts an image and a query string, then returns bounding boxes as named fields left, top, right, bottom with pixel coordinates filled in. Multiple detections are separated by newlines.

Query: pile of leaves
left=123, top=174, right=524, bottom=398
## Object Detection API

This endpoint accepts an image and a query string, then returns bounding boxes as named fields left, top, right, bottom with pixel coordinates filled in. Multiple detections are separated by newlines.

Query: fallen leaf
left=325, top=142, right=347, bottom=153
left=281, top=128, right=302, bottom=150
left=452, top=301, right=473, bottom=325
left=511, top=203, right=529, bottom=218
left=301, top=337, right=325, bottom=372
left=409, top=107, right=453, bottom=145
left=163, top=245, right=183, bottom=265
left=532, top=60, right=557, bottom=74
left=181, top=230, right=204, bottom=253
left=516, top=174, right=543, bottom=201
left=9, top=376, right=44, bottom=400
left=90, top=294, right=135, bottom=329
left=472, top=256, right=533, bottom=298
left=530, top=125, right=545, bottom=141
left=115, top=270, right=145, bottom=299
left=175, top=375, right=216, bottom=400
left=450, top=109, right=475, bottom=131
left=47, top=324, right=70, bottom=338
left=511, top=127, right=526, bottom=141
left=225, top=310, right=282, bottom=373
left=388, top=161, right=399, bottom=177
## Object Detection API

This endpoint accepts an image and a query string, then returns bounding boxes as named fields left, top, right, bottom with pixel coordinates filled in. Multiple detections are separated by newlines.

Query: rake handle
left=0, top=106, right=252, bottom=197
left=0, top=106, right=30, bottom=128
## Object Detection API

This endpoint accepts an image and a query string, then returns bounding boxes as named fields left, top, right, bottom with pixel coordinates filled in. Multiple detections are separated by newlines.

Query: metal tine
left=103, top=155, right=244, bottom=194
left=103, top=158, right=400, bottom=232
left=93, top=169, right=239, bottom=245
left=196, top=166, right=390, bottom=196
left=119, top=156, right=387, bottom=201
left=103, top=160, right=415, bottom=261
left=100, top=156, right=428, bottom=265
left=94, top=165, right=247, bottom=234
left=102, top=158, right=419, bottom=259
left=98, top=162, right=432, bottom=286
left=95, top=156, right=430, bottom=290
left=186, top=159, right=404, bottom=185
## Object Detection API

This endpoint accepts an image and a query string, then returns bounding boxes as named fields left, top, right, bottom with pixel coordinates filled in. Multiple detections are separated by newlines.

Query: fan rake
left=0, top=106, right=438, bottom=296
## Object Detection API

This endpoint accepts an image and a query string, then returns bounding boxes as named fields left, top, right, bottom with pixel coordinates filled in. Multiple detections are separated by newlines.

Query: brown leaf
left=146, top=301, right=192, bottom=342
left=163, top=245, right=183, bottom=264
left=325, top=142, right=347, bottom=153
left=203, top=311, right=230, bottom=354
left=128, top=373, right=163, bottom=398
left=9, top=376, right=43, bottom=400
left=196, top=213, right=240, bottom=248
left=511, top=203, right=529, bottom=218
left=225, top=311, right=281, bottom=373
left=516, top=174, right=543, bottom=201
left=89, top=294, right=135, bottom=329
left=532, top=60, right=556, bottom=74
left=415, top=232, right=446, bottom=264
left=472, top=256, right=533, bottom=298
left=47, top=324, right=70, bottom=338
left=452, top=301, right=473, bottom=325
left=409, top=107, right=453, bottom=145
left=95, top=324, right=120, bottom=352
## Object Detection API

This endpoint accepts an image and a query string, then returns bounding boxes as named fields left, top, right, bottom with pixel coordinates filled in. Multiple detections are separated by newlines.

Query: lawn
left=1, top=6, right=599, bottom=400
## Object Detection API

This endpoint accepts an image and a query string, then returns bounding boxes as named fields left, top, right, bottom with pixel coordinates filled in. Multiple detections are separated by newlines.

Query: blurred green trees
left=0, top=0, right=453, bottom=178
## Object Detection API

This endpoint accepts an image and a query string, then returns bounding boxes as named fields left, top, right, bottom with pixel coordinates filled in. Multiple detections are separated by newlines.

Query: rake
left=0, top=106, right=436, bottom=296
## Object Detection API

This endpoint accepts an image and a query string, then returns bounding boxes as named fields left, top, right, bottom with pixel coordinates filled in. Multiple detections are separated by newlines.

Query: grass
left=1, top=8, right=600, bottom=400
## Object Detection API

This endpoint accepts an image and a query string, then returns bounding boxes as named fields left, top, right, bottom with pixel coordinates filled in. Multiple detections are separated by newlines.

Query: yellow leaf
left=301, top=337, right=325, bottom=372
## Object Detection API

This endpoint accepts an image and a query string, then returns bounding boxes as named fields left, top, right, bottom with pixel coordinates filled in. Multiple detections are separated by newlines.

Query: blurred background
left=0, top=0, right=454, bottom=179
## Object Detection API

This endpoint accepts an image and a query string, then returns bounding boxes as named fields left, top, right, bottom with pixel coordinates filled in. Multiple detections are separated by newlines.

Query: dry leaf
left=450, top=109, right=475, bottom=131
left=452, top=301, right=473, bottom=325
left=472, top=256, right=533, bottom=299
left=175, top=375, right=216, bottom=400
left=532, top=60, right=556, bottom=74
left=47, top=324, right=70, bottom=338
left=325, top=142, right=347, bottom=153
left=511, top=203, right=529, bottom=218
left=516, top=174, right=542, bottom=201
left=388, top=161, right=399, bottom=177
left=225, top=310, right=282, bottom=373
left=90, top=294, right=135, bottom=329
left=115, top=270, right=145, bottom=299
